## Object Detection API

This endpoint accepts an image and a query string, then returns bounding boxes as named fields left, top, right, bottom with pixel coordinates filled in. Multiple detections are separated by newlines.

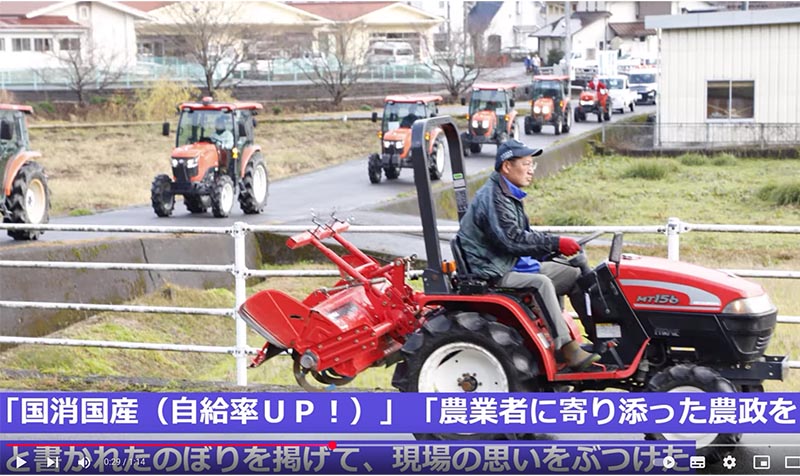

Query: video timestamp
left=104, top=457, right=147, bottom=468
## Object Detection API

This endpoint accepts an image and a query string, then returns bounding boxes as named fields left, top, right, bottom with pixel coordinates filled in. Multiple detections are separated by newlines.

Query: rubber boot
left=561, top=340, right=601, bottom=370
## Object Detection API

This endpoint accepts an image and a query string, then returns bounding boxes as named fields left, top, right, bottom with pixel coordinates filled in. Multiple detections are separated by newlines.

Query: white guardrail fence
left=0, top=217, right=798, bottom=386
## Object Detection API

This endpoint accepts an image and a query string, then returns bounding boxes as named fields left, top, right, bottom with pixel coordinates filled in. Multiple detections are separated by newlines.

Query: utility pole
left=565, top=0, right=571, bottom=93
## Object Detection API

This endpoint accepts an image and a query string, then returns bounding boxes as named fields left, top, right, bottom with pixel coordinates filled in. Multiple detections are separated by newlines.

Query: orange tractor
left=524, top=75, right=572, bottom=135
left=460, top=83, right=519, bottom=155
left=368, top=95, right=447, bottom=184
left=0, top=104, right=50, bottom=240
left=152, top=97, right=269, bottom=218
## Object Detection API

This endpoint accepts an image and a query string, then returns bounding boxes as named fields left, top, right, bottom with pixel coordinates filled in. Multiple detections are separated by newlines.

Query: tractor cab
left=152, top=97, right=269, bottom=218
left=0, top=104, right=51, bottom=241
left=460, top=83, right=519, bottom=155
left=367, top=94, right=446, bottom=184
left=524, top=75, right=571, bottom=135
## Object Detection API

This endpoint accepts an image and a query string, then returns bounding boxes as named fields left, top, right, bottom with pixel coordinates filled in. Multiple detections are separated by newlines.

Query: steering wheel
left=543, top=230, right=606, bottom=265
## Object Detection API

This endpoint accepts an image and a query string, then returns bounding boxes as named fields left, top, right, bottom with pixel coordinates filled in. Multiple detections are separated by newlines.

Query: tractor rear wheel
left=392, top=311, right=538, bottom=440
left=238, top=153, right=269, bottom=214
left=562, top=108, right=572, bottom=133
left=554, top=117, right=562, bottom=135
left=211, top=175, right=235, bottom=218
left=184, top=195, right=209, bottom=214
left=151, top=174, right=174, bottom=218
left=645, top=364, right=741, bottom=463
left=603, top=105, right=612, bottom=121
left=511, top=122, right=520, bottom=141
left=5, top=161, right=50, bottom=240
left=429, top=136, right=446, bottom=181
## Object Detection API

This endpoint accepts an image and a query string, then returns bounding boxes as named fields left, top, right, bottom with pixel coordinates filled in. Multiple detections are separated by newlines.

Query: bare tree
left=53, top=41, right=125, bottom=106
left=157, top=2, right=250, bottom=95
left=421, top=27, right=484, bottom=103
left=297, top=22, right=370, bottom=107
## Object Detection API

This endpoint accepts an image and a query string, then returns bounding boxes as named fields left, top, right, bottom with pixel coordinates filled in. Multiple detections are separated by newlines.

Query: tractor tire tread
left=5, top=161, right=50, bottom=240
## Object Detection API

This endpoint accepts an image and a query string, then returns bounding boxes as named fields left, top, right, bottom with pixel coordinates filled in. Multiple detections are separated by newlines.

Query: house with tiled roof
left=0, top=0, right=152, bottom=71
left=137, top=0, right=441, bottom=64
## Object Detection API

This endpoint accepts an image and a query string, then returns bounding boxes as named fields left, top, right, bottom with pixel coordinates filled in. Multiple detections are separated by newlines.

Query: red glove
left=558, top=236, right=580, bottom=256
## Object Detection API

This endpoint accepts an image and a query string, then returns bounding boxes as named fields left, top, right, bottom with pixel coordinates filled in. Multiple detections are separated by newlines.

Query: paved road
left=0, top=103, right=656, bottom=247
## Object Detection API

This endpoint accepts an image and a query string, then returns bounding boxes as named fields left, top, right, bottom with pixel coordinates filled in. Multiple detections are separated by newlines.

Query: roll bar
left=409, top=116, right=468, bottom=295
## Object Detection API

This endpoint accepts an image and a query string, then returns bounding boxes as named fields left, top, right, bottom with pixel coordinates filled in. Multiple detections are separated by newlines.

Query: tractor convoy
left=240, top=117, right=786, bottom=462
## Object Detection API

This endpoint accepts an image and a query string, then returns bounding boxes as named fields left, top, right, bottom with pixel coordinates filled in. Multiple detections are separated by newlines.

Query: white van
left=367, top=41, right=415, bottom=66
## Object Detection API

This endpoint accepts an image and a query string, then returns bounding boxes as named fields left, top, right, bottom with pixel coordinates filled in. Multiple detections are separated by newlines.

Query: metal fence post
left=232, top=221, right=249, bottom=386
left=601, top=122, right=606, bottom=144
left=666, top=217, right=681, bottom=261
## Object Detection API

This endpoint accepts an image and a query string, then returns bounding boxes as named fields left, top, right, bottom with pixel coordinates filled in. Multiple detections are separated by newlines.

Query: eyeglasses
left=517, top=161, right=538, bottom=172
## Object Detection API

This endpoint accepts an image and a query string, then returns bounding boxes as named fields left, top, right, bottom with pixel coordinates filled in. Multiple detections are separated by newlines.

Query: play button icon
left=14, top=456, right=27, bottom=469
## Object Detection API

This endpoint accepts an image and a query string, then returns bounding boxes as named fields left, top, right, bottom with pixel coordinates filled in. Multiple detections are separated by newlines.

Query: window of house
left=78, top=5, right=90, bottom=20
left=59, top=37, right=80, bottom=51
left=12, top=38, right=31, bottom=51
left=34, top=38, right=52, bottom=52
left=0, top=38, right=5, bottom=51
left=707, top=80, right=754, bottom=120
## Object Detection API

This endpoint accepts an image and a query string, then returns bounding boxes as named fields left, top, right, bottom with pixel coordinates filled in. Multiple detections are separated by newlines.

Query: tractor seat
left=450, top=236, right=491, bottom=294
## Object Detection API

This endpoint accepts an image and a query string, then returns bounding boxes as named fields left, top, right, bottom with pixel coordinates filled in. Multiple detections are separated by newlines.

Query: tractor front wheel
left=645, top=364, right=741, bottom=463
left=238, top=153, right=269, bottom=214
left=368, top=153, right=382, bottom=184
left=429, top=136, right=446, bottom=181
left=392, top=311, right=537, bottom=440
left=469, top=143, right=482, bottom=154
left=151, top=174, right=174, bottom=218
left=184, top=195, right=209, bottom=214
left=5, top=161, right=50, bottom=240
left=211, top=175, right=235, bottom=218
left=384, top=163, right=401, bottom=180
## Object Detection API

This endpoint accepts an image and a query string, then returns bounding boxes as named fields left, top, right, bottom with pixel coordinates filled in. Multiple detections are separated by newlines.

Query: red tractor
left=152, top=97, right=268, bottom=218
left=575, top=84, right=611, bottom=123
left=368, top=95, right=446, bottom=184
left=0, top=104, right=50, bottom=240
left=524, top=75, right=572, bottom=135
left=460, top=83, right=519, bottom=155
left=240, top=117, right=785, bottom=462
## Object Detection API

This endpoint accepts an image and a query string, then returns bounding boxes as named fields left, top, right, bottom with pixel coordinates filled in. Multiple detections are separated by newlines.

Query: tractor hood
left=171, top=142, right=216, bottom=160
left=469, top=110, right=497, bottom=136
left=532, top=97, right=555, bottom=116
left=614, top=254, right=771, bottom=314
left=383, top=127, right=410, bottom=142
left=580, top=90, right=599, bottom=102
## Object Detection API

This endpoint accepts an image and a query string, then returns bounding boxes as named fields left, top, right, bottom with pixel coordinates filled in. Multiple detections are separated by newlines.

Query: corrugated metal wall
left=660, top=23, right=800, bottom=125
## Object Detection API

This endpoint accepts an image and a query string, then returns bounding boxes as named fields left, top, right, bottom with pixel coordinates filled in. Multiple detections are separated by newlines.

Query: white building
left=646, top=7, right=800, bottom=147
left=0, top=1, right=150, bottom=71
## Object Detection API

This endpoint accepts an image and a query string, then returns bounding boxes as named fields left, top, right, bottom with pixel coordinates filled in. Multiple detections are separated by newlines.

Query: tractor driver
left=211, top=115, right=234, bottom=150
left=456, top=139, right=601, bottom=370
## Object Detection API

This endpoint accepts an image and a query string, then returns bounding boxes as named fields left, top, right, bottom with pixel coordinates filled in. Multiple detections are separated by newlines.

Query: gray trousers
left=541, top=261, right=593, bottom=341
left=496, top=271, right=572, bottom=349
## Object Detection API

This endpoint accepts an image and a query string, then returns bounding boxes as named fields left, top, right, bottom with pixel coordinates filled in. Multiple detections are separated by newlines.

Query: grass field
left=30, top=120, right=377, bottom=216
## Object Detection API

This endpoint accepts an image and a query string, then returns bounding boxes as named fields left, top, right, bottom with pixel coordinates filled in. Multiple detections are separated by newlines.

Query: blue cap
left=495, top=139, right=543, bottom=171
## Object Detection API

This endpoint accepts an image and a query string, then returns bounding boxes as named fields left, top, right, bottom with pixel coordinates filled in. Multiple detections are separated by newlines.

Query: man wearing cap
left=456, top=139, right=600, bottom=370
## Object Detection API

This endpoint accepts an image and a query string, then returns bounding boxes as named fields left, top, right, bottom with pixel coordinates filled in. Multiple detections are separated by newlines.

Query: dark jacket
left=456, top=172, right=560, bottom=281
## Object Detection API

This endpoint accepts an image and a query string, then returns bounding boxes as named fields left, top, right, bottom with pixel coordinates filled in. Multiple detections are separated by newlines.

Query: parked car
left=600, top=75, right=637, bottom=113
left=629, top=67, right=659, bottom=105
left=367, top=41, right=415, bottom=66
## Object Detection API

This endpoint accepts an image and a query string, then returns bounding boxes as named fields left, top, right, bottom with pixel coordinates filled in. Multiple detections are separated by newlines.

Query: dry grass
left=30, top=120, right=377, bottom=215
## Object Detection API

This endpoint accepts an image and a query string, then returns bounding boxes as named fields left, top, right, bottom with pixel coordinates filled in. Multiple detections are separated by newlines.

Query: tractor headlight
left=171, top=159, right=178, bottom=167
left=383, top=140, right=392, bottom=148
left=481, top=119, right=489, bottom=128
left=395, top=141, right=404, bottom=148
left=472, top=120, right=479, bottom=128
left=542, top=105, right=551, bottom=114
left=723, top=294, right=776, bottom=315
left=187, top=158, right=198, bottom=168
left=533, top=105, right=541, bottom=114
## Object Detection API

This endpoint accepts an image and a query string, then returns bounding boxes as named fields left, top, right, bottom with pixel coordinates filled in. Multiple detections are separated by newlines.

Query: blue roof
left=467, top=1, right=503, bottom=34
